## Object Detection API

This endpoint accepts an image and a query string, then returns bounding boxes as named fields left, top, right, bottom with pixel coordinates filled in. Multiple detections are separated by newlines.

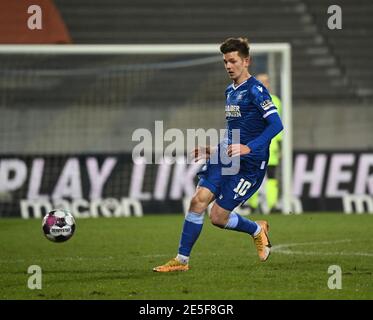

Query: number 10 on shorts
left=233, top=178, right=252, bottom=196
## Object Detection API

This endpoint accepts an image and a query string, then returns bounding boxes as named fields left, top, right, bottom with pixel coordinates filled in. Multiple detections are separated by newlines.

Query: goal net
left=0, top=44, right=292, bottom=218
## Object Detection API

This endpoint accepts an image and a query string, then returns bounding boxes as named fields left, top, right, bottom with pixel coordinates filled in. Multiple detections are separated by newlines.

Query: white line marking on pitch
left=272, top=239, right=373, bottom=257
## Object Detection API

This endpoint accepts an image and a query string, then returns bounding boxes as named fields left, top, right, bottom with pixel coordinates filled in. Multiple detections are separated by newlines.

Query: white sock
left=176, top=254, right=189, bottom=264
left=253, top=223, right=262, bottom=237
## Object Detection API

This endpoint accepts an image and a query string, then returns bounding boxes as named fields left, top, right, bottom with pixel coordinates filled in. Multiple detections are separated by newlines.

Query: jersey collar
left=232, top=76, right=252, bottom=90
left=232, top=80, right=247, bottom=90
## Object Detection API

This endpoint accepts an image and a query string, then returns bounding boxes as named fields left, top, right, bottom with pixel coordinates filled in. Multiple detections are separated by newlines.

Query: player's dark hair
left=220, top=37, right=250, bottom=58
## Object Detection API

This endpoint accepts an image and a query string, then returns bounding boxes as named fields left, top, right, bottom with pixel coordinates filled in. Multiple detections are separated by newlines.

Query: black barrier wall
left=0, top=151, right=372, bottom=218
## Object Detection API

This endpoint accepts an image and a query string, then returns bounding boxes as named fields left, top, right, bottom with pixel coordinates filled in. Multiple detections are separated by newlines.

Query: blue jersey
left=223, top=76, right=278, bottom=163
left=197, top=76, right=283, bottom=211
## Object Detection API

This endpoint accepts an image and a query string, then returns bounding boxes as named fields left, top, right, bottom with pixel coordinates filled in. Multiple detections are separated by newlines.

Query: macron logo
left=257, top=86, right=263, bottom=92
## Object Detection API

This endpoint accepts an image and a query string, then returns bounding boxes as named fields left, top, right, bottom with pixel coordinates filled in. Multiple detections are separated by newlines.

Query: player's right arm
left=191, top=145, right=218, bottom=162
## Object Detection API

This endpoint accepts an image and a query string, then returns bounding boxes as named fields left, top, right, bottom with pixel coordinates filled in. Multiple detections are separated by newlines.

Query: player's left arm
left=246, top=112, right=283, bottom=152
left=227, top=113, right=283, bottom=157
left=247, top=87, right=283, bottom=153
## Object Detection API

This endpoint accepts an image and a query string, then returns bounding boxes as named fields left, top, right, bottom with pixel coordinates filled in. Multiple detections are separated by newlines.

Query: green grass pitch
left=0, top=214, right=372, bottom=299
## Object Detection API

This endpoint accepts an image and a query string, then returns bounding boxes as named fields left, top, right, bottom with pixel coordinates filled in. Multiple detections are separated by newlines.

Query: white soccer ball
left=42, top=209, right=76, bottom=242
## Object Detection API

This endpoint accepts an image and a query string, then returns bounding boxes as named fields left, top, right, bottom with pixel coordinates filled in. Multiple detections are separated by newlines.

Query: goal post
left=0, top=43, right=292, bottom=215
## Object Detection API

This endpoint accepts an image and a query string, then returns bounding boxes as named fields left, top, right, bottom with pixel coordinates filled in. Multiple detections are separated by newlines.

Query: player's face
left=223, top=51, right=250, bottom=83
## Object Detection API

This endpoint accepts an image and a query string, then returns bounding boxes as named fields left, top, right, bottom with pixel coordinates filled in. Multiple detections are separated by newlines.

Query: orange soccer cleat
left=153, top=258, right=189, bottom=272
left=252, top=220, right=272, bottom=262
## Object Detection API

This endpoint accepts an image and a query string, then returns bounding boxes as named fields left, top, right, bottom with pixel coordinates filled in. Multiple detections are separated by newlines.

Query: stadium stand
left=0, top=0, right=371, bottom=154
left=53, top=0, right=373, bottom=102
left=303, top=0, right=373, bottom=101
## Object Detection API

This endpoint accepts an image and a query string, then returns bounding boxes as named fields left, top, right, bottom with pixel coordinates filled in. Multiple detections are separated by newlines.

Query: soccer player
left=153, top=37, right=283, bottom=272
left=247, top=73, right=283, bottom=213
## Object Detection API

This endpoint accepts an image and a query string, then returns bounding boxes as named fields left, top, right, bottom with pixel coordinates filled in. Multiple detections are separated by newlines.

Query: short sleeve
left=251, top=84, right=278, bottom=119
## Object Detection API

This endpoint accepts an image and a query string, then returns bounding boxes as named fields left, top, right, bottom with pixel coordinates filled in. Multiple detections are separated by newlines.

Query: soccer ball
left=42, top=209, right=76, bottom=242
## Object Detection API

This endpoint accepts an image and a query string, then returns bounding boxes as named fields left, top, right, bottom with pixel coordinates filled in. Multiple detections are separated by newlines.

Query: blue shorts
left=197, top=158, right=267, bottom=211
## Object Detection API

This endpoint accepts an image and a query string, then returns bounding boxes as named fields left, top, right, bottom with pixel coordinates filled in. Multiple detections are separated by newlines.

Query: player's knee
left=209, top=211, right=226, bottom=228
left=189, top=194, right=208, bottom=212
